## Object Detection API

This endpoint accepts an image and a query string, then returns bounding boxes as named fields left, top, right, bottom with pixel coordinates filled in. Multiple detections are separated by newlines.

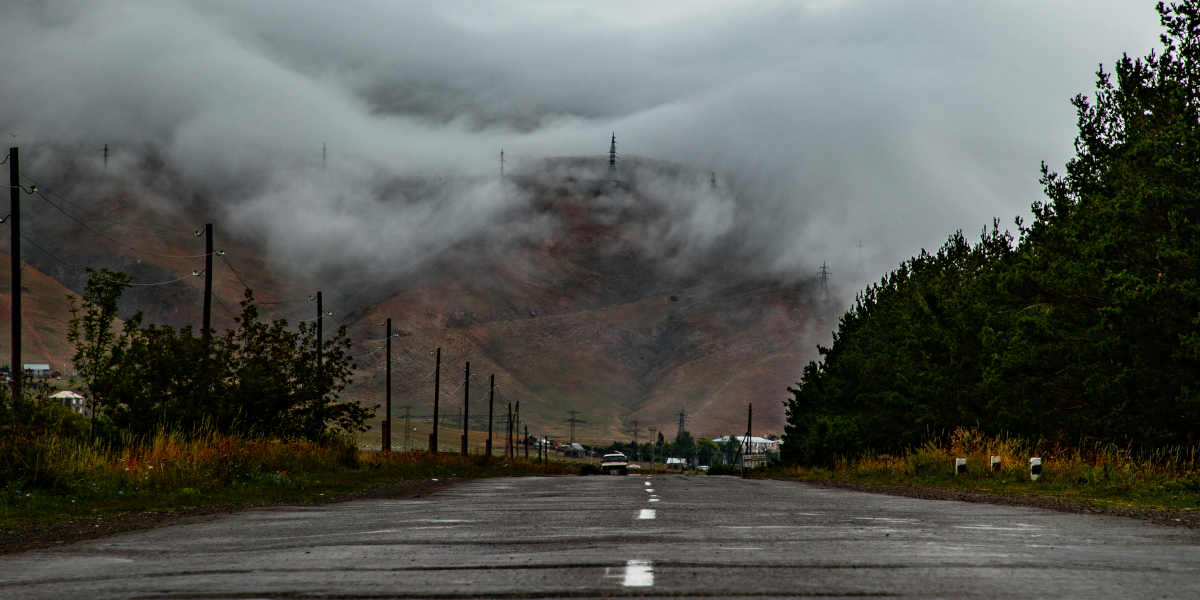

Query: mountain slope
left=3, top=156, right=828, bottom=441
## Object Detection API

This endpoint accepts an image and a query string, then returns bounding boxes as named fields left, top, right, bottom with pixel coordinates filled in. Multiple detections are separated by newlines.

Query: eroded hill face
left=343, top=159, right=828, bottom=440
left=2, top=155, right=830, bottom=441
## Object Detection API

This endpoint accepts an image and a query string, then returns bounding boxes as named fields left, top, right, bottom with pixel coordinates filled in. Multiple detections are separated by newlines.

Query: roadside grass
left=0, top=430, right=576, bottom=533
left=765, top=428, right=1200, bottom=511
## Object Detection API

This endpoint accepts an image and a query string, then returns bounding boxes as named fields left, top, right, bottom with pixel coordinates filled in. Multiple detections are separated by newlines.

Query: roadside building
left=49, top=390, right=88, bottom=416
left=24, top=363, right=53, bottom=378
left=711, top=435, right=779, bottom=454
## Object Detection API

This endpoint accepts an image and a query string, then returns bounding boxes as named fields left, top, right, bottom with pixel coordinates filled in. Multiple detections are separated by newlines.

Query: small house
left=49, top=390, right=87, bottom=416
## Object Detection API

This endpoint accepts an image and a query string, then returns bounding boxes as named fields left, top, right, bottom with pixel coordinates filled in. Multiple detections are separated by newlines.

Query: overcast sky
left=0, top=0, right=1166, bottom=297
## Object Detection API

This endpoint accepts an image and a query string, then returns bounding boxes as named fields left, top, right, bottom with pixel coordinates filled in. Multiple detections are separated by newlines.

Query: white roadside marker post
left=1030, top=457, right=1042, bottom=481
left=955, top=458, right=967, bottom=475
left=990, top=455, right=1002, bottom=473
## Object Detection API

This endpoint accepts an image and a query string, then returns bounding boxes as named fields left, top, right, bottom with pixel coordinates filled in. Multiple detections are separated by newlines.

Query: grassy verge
left=761, top=428, right=1200, bottom=513
left=1, top=430, right=576, bottom=536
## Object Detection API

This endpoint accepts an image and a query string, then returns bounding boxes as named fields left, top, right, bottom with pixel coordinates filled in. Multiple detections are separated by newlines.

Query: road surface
left=2, top=474, right=1198, bottom=598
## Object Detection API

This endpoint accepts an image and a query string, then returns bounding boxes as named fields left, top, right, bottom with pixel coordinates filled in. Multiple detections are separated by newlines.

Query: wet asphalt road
left=2, top=474, right=1199, bottom=598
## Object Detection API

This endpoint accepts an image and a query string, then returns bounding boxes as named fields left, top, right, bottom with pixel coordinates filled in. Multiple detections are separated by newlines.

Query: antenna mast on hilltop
left=819, top=261, right=831, bottom=299
left=608, top=132, right=617, bottom=173
left=677, top=407, right=687, bottom=439
left=500, top=148, right=505, bottom=178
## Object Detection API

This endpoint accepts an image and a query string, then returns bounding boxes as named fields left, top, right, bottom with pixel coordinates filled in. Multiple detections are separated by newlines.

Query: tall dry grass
left=781, top=427, right=1200, bottom=498
left=6, top=428, right=360, bottom=498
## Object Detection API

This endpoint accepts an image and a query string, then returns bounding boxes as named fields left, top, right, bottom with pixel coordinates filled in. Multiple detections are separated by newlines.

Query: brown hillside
left=8, top=156, right=827, bottom=442
left=0, top=253, right=81, bottom=372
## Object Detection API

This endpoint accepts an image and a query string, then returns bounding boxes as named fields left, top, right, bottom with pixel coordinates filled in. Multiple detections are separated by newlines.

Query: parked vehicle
left=600, top=452, right=629, bottom=475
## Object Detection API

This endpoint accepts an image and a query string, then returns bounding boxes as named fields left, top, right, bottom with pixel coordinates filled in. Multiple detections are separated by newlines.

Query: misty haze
left=0, top=0, right=1163, bottom=439
left=6, top=2, right=1200, bottom=597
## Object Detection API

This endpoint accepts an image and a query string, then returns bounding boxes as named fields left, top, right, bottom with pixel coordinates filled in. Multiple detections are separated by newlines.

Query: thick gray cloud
left=0, top=0, right=1164, bottom=297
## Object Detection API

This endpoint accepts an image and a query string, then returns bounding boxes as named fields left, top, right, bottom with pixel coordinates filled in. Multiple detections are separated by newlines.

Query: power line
left=18, top=233, right=88, bottom=271
left=128, top=270, right=203, bottom=287
left=218, top=253, right=254, bottom=293
left=19, top=231, right=202, bottom=287
left=26, top=183, right=217, bottom=265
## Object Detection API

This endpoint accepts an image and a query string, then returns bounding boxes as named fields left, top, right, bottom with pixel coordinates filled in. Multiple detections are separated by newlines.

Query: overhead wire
left=218, top=253, right=254, bottom=294
left=128, top=270, right=203, bottom=287
left=18, top=233, right=89, bottom=272
left=19, top=231, right=202, bottom=286
left=30, top=184, right=214, bottom=261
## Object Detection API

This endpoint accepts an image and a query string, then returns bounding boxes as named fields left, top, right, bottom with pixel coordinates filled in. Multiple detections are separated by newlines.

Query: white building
left=712, top=435, right=779, bottom=454
left=49, top=390, right=87, bottom=416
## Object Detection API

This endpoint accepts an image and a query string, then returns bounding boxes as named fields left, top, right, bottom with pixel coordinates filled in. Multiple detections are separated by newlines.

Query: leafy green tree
left=64, top=272, right=373, bottom=442
left=66, top=268, right=133, bottom=437
left=695, top=437, right=719, bottom=466
left=673, top=430, right=696, bottom=464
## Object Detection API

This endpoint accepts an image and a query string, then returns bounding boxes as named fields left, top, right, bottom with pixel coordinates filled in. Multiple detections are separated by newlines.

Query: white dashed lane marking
left=622, top=560, right=654, bottom=587
left=638, top=509, right=656, bottom=520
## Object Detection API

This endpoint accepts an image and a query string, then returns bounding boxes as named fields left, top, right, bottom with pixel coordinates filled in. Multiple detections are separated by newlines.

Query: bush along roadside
left=765, top=428, right=1200, bottom=513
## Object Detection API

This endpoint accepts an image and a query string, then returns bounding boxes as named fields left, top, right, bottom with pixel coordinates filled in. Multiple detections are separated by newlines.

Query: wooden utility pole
left=8, top=147, right=20, bottom=402
left=649, top=426, right=657, bottom=474
left=506, top=402, right=513, bottom=457
left=742, top=403, right=753, bottom=478
left=461, top=361, right=470, bottom=456
left=383, top=318, right=392, bottom=452
left=486, top=374, right=495, bottom=457
left=202, top=223, right=213, bottom=341
left=431, top=347, right=440, bottom=453
left=402, top=406, right=411, bottom=450
left=315, top=291, right=323, bottom=372
left=524, top=425, right=529, bottom=459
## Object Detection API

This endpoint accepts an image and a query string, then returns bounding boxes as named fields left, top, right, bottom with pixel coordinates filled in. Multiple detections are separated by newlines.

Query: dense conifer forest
left=783, top=1, right=1200, bottom=464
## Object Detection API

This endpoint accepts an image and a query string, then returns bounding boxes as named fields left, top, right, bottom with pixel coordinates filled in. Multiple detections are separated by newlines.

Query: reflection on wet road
left=2, top=475, right=1199, bottom=598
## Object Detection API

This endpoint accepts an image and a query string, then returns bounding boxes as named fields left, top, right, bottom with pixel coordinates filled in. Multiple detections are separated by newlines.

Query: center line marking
left=622, top=560, right=654, bottom=587
left=638, top=509, right=656, bottom=520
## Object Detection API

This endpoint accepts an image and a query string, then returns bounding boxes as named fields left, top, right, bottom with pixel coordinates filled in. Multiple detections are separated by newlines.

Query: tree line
left=783, top=0, right=1200, bottom=464
left=63, top=268, right=372, bottom=442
